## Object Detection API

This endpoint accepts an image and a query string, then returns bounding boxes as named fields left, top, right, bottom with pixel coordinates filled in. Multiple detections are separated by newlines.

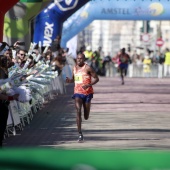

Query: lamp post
left=143, top=20, right=150, bottom=55
left=157, top=21, right=162, bottom=52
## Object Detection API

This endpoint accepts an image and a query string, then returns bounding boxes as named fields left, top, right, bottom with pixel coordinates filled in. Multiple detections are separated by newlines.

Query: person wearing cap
left=84, top=46, right=93, bottom=61
left=0, top=42, right=19, bottom=147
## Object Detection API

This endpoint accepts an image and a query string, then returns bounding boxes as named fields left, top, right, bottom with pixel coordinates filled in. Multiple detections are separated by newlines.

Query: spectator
left=102, top=52, right=113, bottom=77
left=91, top=47, right=103, bottom=75
left=44, top=51, right=53, bottom=65
left=131, top=50, right=140, bottom=63
left=134, top=54, right=143, bottom=77
left=84, top=45, right=93, bottom=62
left=32, top=49, right=42, bottom=63
left=16, top=49, right=27, bottom=68
left=4, top=49, right=14, bottom=68
left=51, top=53, right=64, bottom=74
left=143, top=52, right=152, bottom=77
left=159, top=52, right=165, bottom=64
left=51, top=35, right=61, bottom=53
left=164, top=48, right=170, bottom=77
left=0, top=42, right=19, bottom=147
left=27, top=55, right=36, bottom=69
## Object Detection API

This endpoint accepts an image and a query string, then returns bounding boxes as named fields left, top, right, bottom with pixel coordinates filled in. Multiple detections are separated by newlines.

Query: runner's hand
left=82, top=84, right=91, bottom=90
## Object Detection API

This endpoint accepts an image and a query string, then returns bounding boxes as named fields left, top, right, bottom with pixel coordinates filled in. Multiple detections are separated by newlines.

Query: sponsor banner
left=33, top=0, right=89, bottom=47
left=54, top=0, right=79, bottom=12
left=88, top=0, right=169, bottom=20
left=61, top=3, right=92, bottom=48
left=61, top=0, right=170, bottom=47
left=33, top=8, right=61, bottom=47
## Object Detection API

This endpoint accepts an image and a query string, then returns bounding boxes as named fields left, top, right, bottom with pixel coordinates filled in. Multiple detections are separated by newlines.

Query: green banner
left=0, top=149, right=170, bottom=170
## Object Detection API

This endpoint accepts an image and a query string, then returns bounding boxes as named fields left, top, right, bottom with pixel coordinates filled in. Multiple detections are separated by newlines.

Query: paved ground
left=4, top=77, right=170, bottom=150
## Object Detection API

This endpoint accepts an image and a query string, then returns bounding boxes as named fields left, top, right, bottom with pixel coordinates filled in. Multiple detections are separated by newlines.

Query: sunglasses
left=20, top=53, right=25, bottom=56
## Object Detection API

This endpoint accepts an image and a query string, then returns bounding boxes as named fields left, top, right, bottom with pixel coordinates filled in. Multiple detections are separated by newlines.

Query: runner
left=66, top=52, right=99, bottom=142
left=117, top=48, right=131, bottom=85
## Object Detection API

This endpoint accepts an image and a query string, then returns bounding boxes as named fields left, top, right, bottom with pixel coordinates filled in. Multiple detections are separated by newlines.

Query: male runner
left=117, top=48, right=131, bottom=85
left=66, top=52, right=99, bottom=142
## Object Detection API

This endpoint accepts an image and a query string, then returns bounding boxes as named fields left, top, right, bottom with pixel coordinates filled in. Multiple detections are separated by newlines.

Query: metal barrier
left=105, top=63, right=169, bottom=78
left=5, top=60, right=74, bottom=139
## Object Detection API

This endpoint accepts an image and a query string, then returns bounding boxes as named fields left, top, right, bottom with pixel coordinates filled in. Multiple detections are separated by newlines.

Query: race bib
left=74, top=74, right=83, bottom=83
left=120, top=56, right=126, bottom=63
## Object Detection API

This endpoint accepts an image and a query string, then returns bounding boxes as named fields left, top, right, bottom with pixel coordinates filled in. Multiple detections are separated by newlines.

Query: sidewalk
left=4, top=77, right=170, bottom=150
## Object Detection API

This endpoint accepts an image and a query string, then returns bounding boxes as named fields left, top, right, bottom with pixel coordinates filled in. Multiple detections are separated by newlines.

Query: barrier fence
left=105, top=63, right=170, bottom=78
left=5, top=56, right=74, bottom=140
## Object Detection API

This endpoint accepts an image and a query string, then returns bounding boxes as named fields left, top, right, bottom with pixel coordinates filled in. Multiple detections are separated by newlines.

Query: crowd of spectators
left=79, top=45, right=170, bottom=78
left=0, top=36, right=69, bottom=147
left=0, top=40, right=69, bottom=80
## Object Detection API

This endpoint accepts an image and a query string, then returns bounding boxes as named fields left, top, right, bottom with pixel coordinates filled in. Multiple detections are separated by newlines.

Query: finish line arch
left=60, top=0, right=170, bottom=48
left=16, top=0, right=168, bottom=50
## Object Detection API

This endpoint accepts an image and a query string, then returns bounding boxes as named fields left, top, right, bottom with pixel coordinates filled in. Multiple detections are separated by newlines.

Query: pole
left=143, top=21, right=147, bottom=55
left=158, top=21, right=162, bottom=53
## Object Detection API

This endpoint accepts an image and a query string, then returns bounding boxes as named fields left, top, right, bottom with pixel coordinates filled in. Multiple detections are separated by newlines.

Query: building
left=77, top=20, right=170, bottom=57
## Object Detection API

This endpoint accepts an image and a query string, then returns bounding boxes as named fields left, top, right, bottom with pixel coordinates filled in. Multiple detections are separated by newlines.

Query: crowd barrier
left=105, top=63, right=170, bottom=78
left=5, top=56, right=75, bottom=140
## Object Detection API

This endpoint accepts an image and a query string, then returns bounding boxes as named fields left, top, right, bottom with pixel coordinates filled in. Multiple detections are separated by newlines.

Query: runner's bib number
left=74, top=74, right=83, bottom=83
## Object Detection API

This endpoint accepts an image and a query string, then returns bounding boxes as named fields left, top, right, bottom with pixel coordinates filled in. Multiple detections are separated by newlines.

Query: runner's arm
left=82, top=66, right=99, bottom=90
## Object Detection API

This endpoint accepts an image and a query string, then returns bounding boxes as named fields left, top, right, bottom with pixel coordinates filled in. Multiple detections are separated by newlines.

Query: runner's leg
left=75, top=98, right=83, bottom=133
left=120, top=68, right=124, bottom=84
left=83, top=102, right=91, bottom=120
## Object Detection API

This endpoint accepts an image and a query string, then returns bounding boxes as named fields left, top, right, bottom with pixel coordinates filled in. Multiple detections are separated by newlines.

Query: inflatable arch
left=2, top=0, right=170, bottom=49
left=33, top=0, right=89, bottom=47
left=33, top=0, right=170, bottom=49
left=61, top=0, right=170, bottom=48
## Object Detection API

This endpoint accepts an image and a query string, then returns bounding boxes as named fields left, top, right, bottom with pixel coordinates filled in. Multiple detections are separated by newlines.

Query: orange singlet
left=73, top=63, right=93, bottom=95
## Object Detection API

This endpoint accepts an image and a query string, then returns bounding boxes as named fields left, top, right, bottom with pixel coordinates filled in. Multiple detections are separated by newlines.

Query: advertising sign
left=61, top=0, right=170, bottom=47
left=33, top=0, right=89, bottom=47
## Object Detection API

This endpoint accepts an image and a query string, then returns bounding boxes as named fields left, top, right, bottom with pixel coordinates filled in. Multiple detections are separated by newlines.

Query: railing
left=105, top=63, right=170, bottom=78
left=5, top=56, right=75, bottom=139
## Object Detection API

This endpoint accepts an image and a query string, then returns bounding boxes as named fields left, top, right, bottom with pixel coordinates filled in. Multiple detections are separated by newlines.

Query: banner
left=33, top=0, right=89, bottom=47
left=33, top=2, right=62, bottom=47
left=61, top=3, right=92, bottom=48
left=61, top=0, right=170, bottom=47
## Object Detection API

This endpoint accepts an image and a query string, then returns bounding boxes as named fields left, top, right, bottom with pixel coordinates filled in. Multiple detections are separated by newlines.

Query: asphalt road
left=4, top=77, right=170, bottom=150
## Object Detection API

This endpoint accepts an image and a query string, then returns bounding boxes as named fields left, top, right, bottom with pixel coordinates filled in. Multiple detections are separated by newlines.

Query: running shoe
left=78, top=133, right=84, bottom=142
